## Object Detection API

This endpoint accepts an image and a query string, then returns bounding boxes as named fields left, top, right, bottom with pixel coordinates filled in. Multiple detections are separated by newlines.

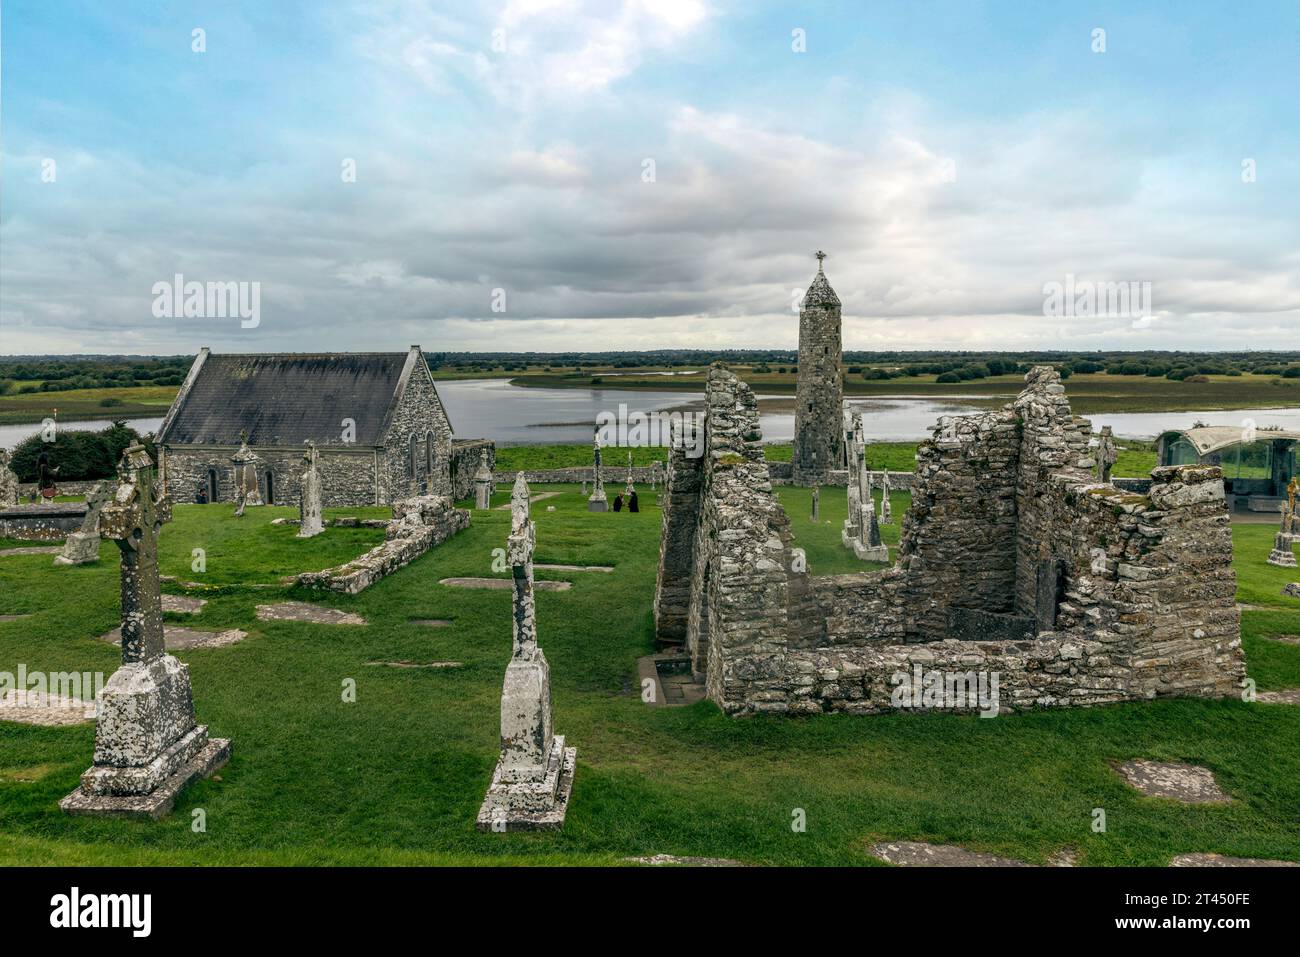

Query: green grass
left=765, top=440, right=1159, bottom=478
left=1, top=483, right=1298, bottom=866
left=1233, top=524, right=1300, bottom=608
left=0, top=385, right=178, bottom=425
left=494, top=445, right=668, bottom=471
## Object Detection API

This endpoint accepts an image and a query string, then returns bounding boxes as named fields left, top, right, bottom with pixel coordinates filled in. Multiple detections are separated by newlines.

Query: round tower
left=792, top=250, right=843, bottom=486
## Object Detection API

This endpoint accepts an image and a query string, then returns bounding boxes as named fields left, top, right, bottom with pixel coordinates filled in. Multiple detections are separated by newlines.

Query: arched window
left=207, top=469, right=218, bottom=502
left=425, top=431, right=435, bottom=478
left=408, top=434, right=418, bottom=479
left=264, top=470, right=275, bottom=505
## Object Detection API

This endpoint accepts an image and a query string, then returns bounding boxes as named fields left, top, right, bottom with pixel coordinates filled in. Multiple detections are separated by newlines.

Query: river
left=2, top=379, right=1299, bottom=449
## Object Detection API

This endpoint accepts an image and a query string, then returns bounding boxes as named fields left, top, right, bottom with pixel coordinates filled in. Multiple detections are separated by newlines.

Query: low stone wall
left=296, top=495, right=470, bottom=594
left=0, top=503, right=87, bottom=540
left=492, top=465, right=662, bottom=485
left=768, top=461, right=915, bottom=489
left=16, top=480, right=100, bottom=499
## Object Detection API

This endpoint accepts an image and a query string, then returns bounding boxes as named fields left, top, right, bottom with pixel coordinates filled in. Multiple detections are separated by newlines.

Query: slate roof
left=159, top=352, right=413, bottom=447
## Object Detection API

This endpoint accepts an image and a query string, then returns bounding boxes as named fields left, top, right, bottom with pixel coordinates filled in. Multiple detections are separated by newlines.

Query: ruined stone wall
left=162, top=446, right=378, bottom=508
left=656, top=364, right=1245, bottom=717
left=652, top=442, right=703, bottom=645
left=297, top=495, right=470, bottom=594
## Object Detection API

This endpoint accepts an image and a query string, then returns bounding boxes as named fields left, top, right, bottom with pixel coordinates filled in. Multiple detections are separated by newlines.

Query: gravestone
left=0, top=449, right=18, bottom=507
left=624, top=450, right=635, bottom=497
left=810, top=485, right=820, bottom=522
left=1095, top=426, right=1118, bottom=484
left=60, top=445, right=230, bottom=819
left=477, top=474, right=576, bottom=831
left=587, top=428, right=608, bottom=512
left=857, top=496, right=888, bottom=562
left=473, top=448, right=493, bottom=510
left=231, top=434, right=263, bottom=515
left=297, top=441, right=324, bottom=538
left=53, top=482, right=111, bottom=565
left=879, top=469, right=893, bottom=524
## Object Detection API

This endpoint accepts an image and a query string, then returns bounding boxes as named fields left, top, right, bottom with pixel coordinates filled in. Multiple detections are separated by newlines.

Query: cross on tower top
left=815, top=250, right=827, bottom=271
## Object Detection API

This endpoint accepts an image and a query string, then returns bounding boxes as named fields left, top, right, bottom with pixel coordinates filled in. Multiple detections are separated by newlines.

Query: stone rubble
left=52, top=482, right=111, bottom=566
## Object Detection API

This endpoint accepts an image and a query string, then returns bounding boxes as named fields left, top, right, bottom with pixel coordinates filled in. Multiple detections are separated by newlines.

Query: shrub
left=935, top=371, right=962, bottom=383
left=98, top=396, right=125, bottom=407
left=9, top=421, right=149, bottom=482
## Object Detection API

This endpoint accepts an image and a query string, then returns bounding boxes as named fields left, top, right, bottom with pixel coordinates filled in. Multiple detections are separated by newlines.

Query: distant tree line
left=0, top=355, right=192, bottom=395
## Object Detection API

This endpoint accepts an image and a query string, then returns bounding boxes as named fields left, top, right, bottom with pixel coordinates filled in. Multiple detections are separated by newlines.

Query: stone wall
left=162, top=446, right=378, bottom=508
left=654, top=364, right=1246, bottom=716
left=493, top=465, right=661, bottom=485
left=451, top=440, right=496, bottom=500
left=0, top=503, right=87, bottom=540
left=296, top=495, right=470, bottom=594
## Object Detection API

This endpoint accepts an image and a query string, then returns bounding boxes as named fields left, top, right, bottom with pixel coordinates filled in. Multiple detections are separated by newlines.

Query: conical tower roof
left=801, top=250, right=840, bottom=308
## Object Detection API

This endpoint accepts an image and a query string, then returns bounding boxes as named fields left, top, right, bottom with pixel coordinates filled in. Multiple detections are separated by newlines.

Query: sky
left=2, top=0, right=1298, bottom=355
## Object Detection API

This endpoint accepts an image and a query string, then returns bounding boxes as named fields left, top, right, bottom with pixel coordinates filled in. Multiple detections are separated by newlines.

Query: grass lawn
left=1, top=484, right=1298, bottom=866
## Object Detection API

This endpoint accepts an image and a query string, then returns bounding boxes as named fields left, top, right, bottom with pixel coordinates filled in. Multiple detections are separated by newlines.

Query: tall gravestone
left=0, top=449, right=18, bottom=506
left=624, top=451, right=635, bottom=497
left=587, top=428, right=608, bottom=512
left=53, top=482, right=111, bottom=565
left=297, top=441, right=324, bottom=538
left=879, top=468, right=893, bottom=524
left=61, top=445, right=230, bottom=819
left=477, top=474, right=577, bottom=831
left=473, top=448, right=493, bottom=510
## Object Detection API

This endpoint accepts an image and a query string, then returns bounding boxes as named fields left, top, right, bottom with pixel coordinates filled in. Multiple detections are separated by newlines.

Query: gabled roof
left=158, top=350, right=420, bottom=447
left=1162, top=425, right=1300, bottom=456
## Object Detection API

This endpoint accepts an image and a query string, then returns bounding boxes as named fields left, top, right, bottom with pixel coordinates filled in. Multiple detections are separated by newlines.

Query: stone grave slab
left=441, top=577, right=571, bottom=591
left=0, top=689, right=96, bottom=726
left=1256, top=689, right=1300, bottom=704
left=535, top=563, right=613, bottom=573
left=0, top=545, right=62, bottom=556
left=1265, top=634, right=1300, bottom=646
left=162, top=594, right=207, bottom=615
left=98, top=625, right=249, bottom=650
left=1115, top=759, right=1233, bottom=803
left=624, top=854, right=745, bottom=867
left=363, top=660, right=462, bottom=669
left=1170, top=852, right=1299, bottom=867
left=409, top=618, right=452, bottom=627
left=255, top=602, right=366, bottom=626
left=0, top=614, right=32, bottom=623
left=867, top=840, right=1029, bottom=867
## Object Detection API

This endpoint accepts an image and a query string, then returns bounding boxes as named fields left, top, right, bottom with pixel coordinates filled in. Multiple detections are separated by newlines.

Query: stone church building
left=155, top=346, right=493, bottom=508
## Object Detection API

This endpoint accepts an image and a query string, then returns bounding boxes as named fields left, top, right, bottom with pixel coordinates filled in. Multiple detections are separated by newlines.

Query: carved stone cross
left=507, top=474, right=537, bottom=658
left=98, top=444, right=172, bottom=664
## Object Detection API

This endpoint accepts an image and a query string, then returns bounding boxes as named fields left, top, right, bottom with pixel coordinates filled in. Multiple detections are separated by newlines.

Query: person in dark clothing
left=36, top=451, right=60, bottom=499
left=196, top=482, right=209, bottom=504
left=612, top=493, right=623, bottom=512
left=628, top=491, right=639, bottom=512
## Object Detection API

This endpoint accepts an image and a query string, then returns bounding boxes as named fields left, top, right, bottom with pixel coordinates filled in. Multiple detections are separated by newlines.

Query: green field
left=0, top=385, right=178, bottom=425
left=1, top=486, right=1297, bottom=866
left=500, top=440, right=1161, bottom=479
